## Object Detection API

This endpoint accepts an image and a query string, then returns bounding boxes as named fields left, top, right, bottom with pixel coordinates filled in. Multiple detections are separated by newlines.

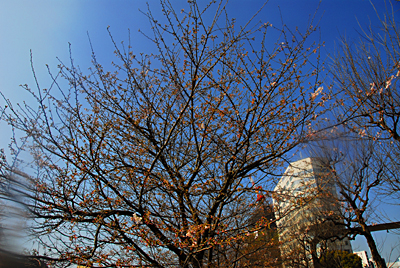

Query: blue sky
left=1, top=0, right=399, bottom=262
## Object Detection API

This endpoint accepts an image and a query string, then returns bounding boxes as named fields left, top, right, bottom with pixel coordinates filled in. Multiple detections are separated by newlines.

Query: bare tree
left=310, top=132, right=388, bottom=268
left=329, top=1, right=400, bottom=196
left=0, top=0, right=325, bottom=267
left=325, top=5, right=400, bottom=267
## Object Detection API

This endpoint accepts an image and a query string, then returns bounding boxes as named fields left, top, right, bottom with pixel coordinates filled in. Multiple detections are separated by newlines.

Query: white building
left=273, top=157, right=352, bottom=267
left=354, top=251, right=372, bottom=267
left=387, top=257, right=400, bottom=268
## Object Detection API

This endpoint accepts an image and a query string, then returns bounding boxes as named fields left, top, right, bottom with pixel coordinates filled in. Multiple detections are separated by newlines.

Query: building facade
left=273, top=157, right=352, bottom=267
left=354, top=251, right=373, bottom=268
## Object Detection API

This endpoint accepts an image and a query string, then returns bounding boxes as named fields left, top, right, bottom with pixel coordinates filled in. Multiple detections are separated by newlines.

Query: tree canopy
left=320, top=250, right=362, bottom=268
left=0, top=0, right=325, bottom=267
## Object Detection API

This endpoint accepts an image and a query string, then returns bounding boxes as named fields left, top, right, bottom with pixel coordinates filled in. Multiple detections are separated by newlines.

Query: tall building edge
left=273, top=157, right=352, bottom=267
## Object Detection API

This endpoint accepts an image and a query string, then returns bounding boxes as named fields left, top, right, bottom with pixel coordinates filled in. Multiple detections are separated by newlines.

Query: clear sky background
left=1, top=0, right=399, bottom=262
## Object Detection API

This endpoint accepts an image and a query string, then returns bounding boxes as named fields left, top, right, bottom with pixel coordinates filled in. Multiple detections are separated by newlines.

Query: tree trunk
left=363, top=229, right=387, bottom=268
left=310, top=239, right=322, bottom=268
